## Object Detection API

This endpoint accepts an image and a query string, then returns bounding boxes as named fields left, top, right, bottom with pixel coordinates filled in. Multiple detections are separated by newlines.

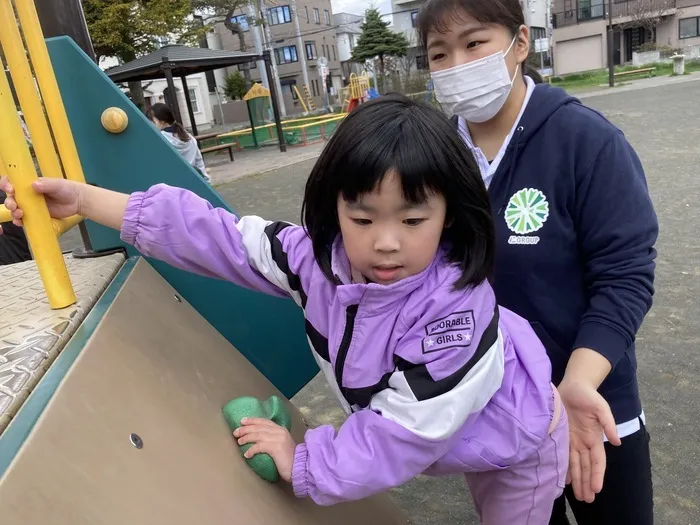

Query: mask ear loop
left=505, top=31, right=522, bottom=85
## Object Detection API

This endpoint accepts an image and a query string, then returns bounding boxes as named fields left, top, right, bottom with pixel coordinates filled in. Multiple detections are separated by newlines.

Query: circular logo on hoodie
left=505, top=188, right=550, bottom=235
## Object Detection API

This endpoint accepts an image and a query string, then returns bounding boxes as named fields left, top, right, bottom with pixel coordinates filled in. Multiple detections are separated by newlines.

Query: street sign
left=535, top=38, right=549, bottom=54
left=317, top=56, right=328, bottom=67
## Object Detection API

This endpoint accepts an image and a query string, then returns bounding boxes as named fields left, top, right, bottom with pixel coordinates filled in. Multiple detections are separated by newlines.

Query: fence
left=553, top=0, right=677, bottom=29
left=633, top=44, right=700, bottom=66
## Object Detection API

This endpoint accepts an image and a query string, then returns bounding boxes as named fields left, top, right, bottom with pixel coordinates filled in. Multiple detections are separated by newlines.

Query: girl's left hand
left=234, top=418, right=296, bottom=482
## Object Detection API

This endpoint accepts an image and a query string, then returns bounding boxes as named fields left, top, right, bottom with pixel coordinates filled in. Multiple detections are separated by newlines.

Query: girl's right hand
left=0, top=176, right=83, bottom=228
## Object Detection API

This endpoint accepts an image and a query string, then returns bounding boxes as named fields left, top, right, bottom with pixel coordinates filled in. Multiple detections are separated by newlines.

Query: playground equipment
left=100, top=107, right=129, bottom=134
left=342, top=73, right=372, bottom=113
left=0, top=0, right=408, bottom=523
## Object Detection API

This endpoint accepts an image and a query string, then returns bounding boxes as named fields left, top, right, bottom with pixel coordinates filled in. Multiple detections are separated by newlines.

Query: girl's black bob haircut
left=302, top=94, right=495, bottom=290
left=417, top=0, right=543, bottom=84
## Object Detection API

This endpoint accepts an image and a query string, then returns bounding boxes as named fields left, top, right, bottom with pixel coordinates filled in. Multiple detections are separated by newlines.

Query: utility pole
left=291, top=0, right=310, bottom=102
left=248, top=1, right=269, bottom=89
left=607, top=0, right=615, bottom=87
left=259, top=0, right=286, bottom=117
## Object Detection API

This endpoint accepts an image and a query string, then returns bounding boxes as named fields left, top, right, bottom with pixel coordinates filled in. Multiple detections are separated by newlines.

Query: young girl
left=419, top=1, right=658, bottom=523
left=149, top=103, right=210, bottom=183
left=0, top=96, right=568, bottom=524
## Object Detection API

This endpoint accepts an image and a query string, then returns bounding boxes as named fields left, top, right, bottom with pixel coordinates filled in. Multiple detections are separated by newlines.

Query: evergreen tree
left=351, top=8, right=409, bottom=93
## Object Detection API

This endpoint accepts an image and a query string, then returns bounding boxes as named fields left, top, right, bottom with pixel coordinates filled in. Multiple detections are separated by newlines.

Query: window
left=187, top=88, right=200, bottom=113
left=230, top=14, right=249, bottom=31
left=322, top=44, right=327, bottom=58
left=578, top=0, right=604, bottom=21
left=305, top=6, right=309, bottom=24
left=411, top=10, right=419, bottom=28
left=680, top=16, right=700, bottom=39
left=416, top=55, right=428, bottom=70
left=349, top=34, right=356, bottom=49
left=267, top=5, right=291, bottom=25
left=313, top=8, right=320, bottom=24
left=305, top=41, right=318, bottom=60
left=274, top=45, right=298, bottom=64
left=332, top=44, right=336, bottom=61
left=324, top=9, right=331, bottom=25
left=530, top=26, right=546, bottom=41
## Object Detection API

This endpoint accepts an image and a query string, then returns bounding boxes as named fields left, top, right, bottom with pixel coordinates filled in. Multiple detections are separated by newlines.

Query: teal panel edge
left=45, top=36, right=318, bottom=398
left=0, top=257, right=137, bottom=478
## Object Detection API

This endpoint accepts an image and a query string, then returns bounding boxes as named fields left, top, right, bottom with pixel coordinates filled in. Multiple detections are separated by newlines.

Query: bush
left=224, top=72, right=247, bottom=100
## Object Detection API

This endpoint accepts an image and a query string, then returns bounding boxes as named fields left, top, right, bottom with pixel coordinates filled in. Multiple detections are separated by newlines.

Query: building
left=334, top=12, right=364, bottom=81
left=392, top=0, right=552, bottom=75
left=552, top=0, right=700, bottom=75
left=213, top=0, right=343, bottom=115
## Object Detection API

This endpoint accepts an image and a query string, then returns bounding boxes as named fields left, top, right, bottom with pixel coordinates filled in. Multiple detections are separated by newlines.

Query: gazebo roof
left=105, top=45, right=261, bottom=82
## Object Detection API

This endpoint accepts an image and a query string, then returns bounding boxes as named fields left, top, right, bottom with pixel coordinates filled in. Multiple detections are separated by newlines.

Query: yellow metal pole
left=0, top=0, right=64, bottom=180
left=0, top=62, right=75, bottom=308
left=14, top=0, right=86, bottom=183
left=293, top=85, right=309, bottom=113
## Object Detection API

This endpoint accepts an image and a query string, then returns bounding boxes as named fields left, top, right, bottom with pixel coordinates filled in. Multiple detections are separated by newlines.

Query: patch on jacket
left=422, top=311, right=475, bottom=354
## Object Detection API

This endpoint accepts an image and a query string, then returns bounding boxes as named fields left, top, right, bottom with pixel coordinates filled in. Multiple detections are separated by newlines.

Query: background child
left=419, top=1, right=658, bottom=523
left=1, top=96, right=568, bottom=524
left=149, top=103, right=210, bottom=183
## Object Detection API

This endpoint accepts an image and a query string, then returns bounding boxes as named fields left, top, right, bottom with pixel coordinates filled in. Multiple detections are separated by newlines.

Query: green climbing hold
left=222, top=395, right=292, bottom=483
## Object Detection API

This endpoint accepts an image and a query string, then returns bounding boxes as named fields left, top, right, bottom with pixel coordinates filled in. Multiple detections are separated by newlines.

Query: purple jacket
left=121, top=185, right=555, bottom=506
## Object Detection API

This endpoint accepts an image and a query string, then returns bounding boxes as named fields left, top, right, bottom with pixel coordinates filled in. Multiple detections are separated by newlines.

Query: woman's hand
left=0, top=175, right=83, bottom=229
left=559, top=375, right=621, bottom=503
left=234, top=418, right=296, bottom=482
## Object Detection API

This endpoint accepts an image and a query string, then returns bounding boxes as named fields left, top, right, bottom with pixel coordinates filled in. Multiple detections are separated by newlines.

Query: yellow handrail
left=0, top=0, right=85, bottom=309
left=14, top=0, right=86, bottom=183
left=0, top=0, right=64, bottom=180
left=0, top=64, right=75, bottom=309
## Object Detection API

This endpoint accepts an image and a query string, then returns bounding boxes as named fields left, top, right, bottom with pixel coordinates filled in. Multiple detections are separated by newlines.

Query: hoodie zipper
left=335, top=304, right=359, bottom=397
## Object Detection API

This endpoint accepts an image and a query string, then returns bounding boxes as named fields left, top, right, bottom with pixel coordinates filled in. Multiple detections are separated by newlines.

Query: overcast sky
left=330, top=0, right=393, bottom=17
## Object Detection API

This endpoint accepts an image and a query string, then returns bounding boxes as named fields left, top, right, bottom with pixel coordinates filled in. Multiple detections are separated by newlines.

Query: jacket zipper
left=335, top=304, right=359, bottom=398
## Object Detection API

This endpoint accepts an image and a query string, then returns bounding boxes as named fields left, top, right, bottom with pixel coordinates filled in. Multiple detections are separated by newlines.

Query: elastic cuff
left=573, top=321, right=631, bottom=368
left=291, top=444, right=309, bottom=499
left=119, top=192, right=146, bottom=246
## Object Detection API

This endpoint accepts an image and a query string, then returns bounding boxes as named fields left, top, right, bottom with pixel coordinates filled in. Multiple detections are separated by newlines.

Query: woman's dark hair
left=418, top=0, right=543, bottom=84
left=302, top=94, right=494, bottom=289
left=149, top=103, right=191, bottom=142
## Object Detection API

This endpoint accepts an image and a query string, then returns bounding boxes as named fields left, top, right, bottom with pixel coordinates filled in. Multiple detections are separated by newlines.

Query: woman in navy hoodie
left=419, top=0, right=658, bottom=523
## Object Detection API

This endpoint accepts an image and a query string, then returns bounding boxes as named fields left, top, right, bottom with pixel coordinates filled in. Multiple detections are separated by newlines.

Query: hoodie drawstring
left=497, top=125, right=524, bottom=215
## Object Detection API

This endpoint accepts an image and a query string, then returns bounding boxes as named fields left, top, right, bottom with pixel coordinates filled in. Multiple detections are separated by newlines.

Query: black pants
left=549, top=420, right=653, bottom=525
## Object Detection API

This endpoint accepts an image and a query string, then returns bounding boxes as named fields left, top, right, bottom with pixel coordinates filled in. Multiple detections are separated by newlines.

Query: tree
left=351, top=8, right=409, bottom=93
left=83, top=0, right=203, bottom=111
left=223, top=71, right=246, bottom=99
left=191, top=1, right=263, bottom=90
left=618, top=0, right=677, bottom=43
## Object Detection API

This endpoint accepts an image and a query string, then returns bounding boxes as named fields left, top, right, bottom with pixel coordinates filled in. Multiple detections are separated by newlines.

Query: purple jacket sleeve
left=120, top=184, right=311, bottom=301
left=291, top=283, right=505, bottom=505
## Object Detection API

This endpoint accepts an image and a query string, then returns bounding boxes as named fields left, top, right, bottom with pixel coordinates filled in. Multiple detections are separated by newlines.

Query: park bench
left=196, top=132, right=234, bottom=162
left=614, top=67, right=655, bottom=79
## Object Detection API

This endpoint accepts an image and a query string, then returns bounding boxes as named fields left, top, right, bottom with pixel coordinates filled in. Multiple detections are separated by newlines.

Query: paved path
left=216, top=79, right=700, bottom=524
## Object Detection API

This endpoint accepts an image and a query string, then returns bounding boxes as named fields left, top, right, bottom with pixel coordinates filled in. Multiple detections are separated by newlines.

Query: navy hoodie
left=481, top=84, right=658, bottom=424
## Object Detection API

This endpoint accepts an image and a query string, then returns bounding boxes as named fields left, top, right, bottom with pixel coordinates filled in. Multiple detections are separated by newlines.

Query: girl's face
left=337, top=170, right=447, bottom=285
left=426, top=9, right=529, bottom=76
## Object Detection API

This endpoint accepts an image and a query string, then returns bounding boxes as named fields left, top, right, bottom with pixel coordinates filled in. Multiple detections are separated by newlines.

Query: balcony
left=553, top=0, right=677, bottom=29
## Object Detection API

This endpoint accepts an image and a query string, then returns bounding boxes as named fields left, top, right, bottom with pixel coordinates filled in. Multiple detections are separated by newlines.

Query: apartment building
left=552, top=0, right=700, bottom=75
left=392, top=0, right=551, bottom=74
left=214, top=0, right=343, bottom=113
left=334, top=12, right=364, bottom=80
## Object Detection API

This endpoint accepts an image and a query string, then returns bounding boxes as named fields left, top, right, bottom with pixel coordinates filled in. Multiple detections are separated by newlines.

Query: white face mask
left=431, top=36, right=520, bottom=123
